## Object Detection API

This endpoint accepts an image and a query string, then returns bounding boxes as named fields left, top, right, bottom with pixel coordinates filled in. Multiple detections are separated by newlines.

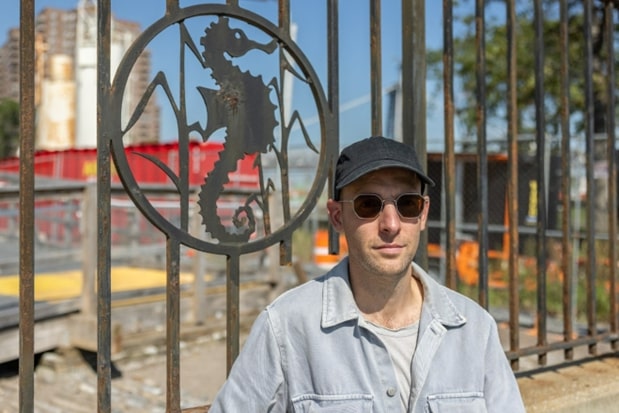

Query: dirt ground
left=0, top=330, right=234, bottom=413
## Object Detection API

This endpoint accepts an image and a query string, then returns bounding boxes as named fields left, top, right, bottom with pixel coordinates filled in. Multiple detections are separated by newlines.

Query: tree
left=0, top=99, right=19, bottom=159
left=428, top=0, right=619, bottom=139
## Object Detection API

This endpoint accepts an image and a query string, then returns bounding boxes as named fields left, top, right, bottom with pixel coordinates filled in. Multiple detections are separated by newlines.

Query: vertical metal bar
left=506, top=0, right=520, bottom=371
left=559, top=0, right=574, bottom=360
left=97, top=1, right=113, bottom=412
left=19, top=1, right=35, bottom=412
left=166, top=239, right=181, bottom=412
left=278, top=0, right=293, bottom=266
left=402, top=0, right=428, bottom=268
left=533, top=0, right=548, bottom=366
left=583, top=0, right=597, bottom=356
left=226, top=251, right=241, bottom=373
left=604, top=0, right=618, bottom=350
left=442, top=0, right=457, bottom=290
left=475, top=0, right=489, bottom=308
left=166, top=0, right=180, bottom=15
left=178, top=25, right=189, bottom=233
left=369, top=0, right=382, bottom=136
left=279, top=0, right=290, bottom=37
left=328, top=0, right=340, bottom=254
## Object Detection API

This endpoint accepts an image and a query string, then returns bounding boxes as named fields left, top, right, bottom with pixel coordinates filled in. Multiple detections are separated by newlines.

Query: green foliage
left=457, top=251, right=614, bottom=325
left=0, top=99, right=19, bottom=159
left=427, top=1, right=619, bottom=138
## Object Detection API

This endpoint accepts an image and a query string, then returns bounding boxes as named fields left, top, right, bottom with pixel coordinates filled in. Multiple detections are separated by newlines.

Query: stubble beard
left=354, top=247, right=414, bottom=281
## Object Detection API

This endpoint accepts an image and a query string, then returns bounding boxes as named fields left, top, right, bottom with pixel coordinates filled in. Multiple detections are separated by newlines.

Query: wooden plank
left=0, top=317, right=71, bottom=363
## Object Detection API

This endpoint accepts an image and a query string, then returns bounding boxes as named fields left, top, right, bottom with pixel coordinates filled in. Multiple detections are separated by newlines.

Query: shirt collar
left=321, top=257, right=466, bottom=329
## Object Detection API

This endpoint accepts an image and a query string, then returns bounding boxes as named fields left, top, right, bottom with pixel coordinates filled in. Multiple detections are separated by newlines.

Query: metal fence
left=14, top=0, right=619, bottom=412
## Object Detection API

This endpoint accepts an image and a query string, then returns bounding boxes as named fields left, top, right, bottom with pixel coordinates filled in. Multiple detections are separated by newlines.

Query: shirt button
left=386, top=387, right=397, bottom=397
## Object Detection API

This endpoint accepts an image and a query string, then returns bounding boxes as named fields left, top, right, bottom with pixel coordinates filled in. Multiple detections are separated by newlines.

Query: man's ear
left=326, top=199, right=343, bottom=231
left=420, top=196, right=430, bottom=231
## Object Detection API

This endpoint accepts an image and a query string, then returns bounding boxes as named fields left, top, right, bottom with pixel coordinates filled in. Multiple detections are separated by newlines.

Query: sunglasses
left=340, top=193, right=426, bottom=220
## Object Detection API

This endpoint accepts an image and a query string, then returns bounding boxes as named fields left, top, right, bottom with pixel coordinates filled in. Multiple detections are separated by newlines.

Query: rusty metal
left=327, top=0, right=340, bottom=256
left=370, top=0, right=382, bottom=136
left=402, top=0, right=429, bottom=267
left=97, top=1, right=113, bottom=412
left=18, top=1, right=35, bottom=412
left=474, top=0, right=489, bottom=309
left=507, top=331, right=616, bottom=361
left=506, top=0, right=521, bottom=371
left=604, top=0, right=618, bottom=350
left=11, top=1, right=619, bottom=411
left=533, top=0, right=548, bottom=366
left=559, top=0, right=574, bottom=361
left=167, top=239, right=182, bottom=412
left=583, top=0, right=598, bottom=356
left=105, top=4, right=336, bottom=407
left=225, top=252, right=241, bottom=371
left=442, top=0, right=457, bottom=290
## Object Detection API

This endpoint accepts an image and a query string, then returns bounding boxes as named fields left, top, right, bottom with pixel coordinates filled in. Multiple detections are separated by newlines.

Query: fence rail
left=12, top=0, right=619, bottom=412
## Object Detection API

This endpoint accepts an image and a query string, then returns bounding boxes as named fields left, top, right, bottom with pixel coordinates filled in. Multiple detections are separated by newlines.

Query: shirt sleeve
left=484, top=321, right=526, bottom=412
left=208, top=309, right=288, bottom=412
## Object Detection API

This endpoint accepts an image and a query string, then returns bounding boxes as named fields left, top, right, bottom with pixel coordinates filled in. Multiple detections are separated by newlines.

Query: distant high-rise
left=0, top=1, right=160, bottom=150
left=0, top=28, right=21, bottom=103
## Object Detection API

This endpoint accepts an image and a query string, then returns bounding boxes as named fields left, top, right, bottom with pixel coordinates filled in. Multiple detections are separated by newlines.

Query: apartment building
left=0, top=1, right=160, bottom=149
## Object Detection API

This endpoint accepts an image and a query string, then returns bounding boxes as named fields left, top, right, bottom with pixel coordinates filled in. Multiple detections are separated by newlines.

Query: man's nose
left=379, top=202, right=401, bottom=231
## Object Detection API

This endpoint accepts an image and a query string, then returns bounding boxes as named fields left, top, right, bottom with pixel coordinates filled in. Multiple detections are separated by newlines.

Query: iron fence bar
left=559, top=0, right=574, bottom=361
left=533, top=0, right=548, bottom=366
left=166, top=239, right=182, bottom=412
left=402, top=0, right=429, bottom=267
left=278, top=0, right=293, bottom=266
left=177, top=0, right=189, bottom=233
left=226, top=251, right=241, bottom=373
left=583, top=0, right=597, bottom=356
left=506, top=331, right=619, bottom=361
left=97, top=0, right=113, bottom=412
left=18, top=1, right=36, bottom=412
left=370, top=0, right=382, bottom=136
left=604, top=0, right=618, bottom=350
left=506, top=0, right=521, bottom=371
left=475, top=0, right=489, bottom=309
left=442, top=0, right=457, bottom=290
left=327, top=0, right=341, bottom=255
left=166, top=0, right=180, bottom=15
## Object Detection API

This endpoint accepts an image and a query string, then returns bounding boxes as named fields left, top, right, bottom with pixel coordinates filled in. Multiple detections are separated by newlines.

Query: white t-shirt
left=364, top=319, right=420, bottom=411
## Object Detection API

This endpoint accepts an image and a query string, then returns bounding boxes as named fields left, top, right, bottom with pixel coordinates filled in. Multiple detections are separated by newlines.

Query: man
left=209, top=136, right=525, bottom=412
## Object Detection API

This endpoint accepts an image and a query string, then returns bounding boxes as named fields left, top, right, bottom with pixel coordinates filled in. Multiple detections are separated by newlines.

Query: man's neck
left=350, top=269, right=424, bottom=330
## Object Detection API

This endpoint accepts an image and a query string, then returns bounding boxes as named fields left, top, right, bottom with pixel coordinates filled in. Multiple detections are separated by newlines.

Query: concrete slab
left=518, top=354, right=619, bottom=413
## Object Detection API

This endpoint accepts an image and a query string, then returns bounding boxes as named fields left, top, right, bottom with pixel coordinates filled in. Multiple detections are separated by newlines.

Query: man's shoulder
left=419, top=268, right=496, bottom=326
left=267, top=271, right=328, bottom=311
left=439, top=284, right=497, bottom=325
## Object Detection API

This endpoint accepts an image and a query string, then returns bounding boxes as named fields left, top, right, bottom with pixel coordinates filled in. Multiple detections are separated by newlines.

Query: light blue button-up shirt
left=209, top=258, right=526, bottom=412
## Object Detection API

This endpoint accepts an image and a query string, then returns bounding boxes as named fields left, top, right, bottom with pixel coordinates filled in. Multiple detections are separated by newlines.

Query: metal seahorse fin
left=197, top=86, right=228, bottom=138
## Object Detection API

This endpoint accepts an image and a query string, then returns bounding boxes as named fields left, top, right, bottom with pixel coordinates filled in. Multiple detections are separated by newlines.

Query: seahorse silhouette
left=197, top=17, right=278, bottom=243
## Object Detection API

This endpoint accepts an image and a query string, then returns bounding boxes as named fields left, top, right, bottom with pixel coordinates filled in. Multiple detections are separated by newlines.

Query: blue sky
left=1, top=0, right=447, bottom=148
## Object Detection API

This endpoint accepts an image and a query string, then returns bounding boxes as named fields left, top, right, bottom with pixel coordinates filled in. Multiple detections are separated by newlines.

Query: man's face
left=327, top=167, right=429, bottom=280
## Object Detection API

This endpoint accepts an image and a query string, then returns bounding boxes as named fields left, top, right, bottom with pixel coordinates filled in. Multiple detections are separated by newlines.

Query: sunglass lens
left=353, top=195, right=383, bottom=218
left=397, top=194, right=424, bottom=218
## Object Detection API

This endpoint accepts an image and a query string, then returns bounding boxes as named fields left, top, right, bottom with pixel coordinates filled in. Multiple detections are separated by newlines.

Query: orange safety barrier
left=313, top=229, right=348, bottom=270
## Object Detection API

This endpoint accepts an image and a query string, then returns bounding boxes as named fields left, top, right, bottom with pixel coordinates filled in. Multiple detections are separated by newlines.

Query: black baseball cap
left=334, top=136, right=435, bottom=199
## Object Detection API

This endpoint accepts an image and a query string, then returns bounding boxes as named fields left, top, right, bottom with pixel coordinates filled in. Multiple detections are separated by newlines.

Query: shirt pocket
left=291, top=393, right=374, bottom=413
left=426, top=392, right=487, bottom=413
